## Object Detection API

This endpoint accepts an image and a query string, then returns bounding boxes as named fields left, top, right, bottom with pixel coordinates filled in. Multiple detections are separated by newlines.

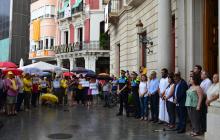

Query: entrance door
left=204, top=0, right=218, bottom=75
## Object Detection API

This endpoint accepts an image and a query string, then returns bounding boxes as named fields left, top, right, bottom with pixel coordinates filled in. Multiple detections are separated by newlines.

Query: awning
left=72, top=0, right=82, bottom=8
left=59, top=0, right=69, bottom=13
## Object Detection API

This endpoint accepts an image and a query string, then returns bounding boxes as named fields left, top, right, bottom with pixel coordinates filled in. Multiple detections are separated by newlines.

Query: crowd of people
left=0, top=65, right=220, bottom=137
left=115, top=65, right=220, bottom=137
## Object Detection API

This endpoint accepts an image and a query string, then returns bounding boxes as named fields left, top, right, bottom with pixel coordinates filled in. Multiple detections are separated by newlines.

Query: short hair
left=161, top=68, right=168, bottom=74
left=192, top=74, right=201, bottom=85
left=195, top=65, right=202, bottom=72
left=174, top=72, right=181, bottom=78
left=168, top=72, right=175, bottom=83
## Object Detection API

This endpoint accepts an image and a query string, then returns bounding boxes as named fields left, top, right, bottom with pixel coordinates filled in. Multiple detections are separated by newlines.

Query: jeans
left=166, top=101, right=176, bottom=125
left=31, top=92, right=38, bottom=107
left=139, top=96, right=148, bottom=117
left=150, top=93, right=159, bottom=121
left=24, top=91, right=31, bottom=109
left=16, top=92, right=25, bottom=111
left=104, top=91, right=110, bottom=106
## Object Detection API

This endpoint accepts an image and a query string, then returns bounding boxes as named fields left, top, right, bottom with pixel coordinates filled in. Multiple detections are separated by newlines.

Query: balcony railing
left=29, top=49, right=56, bottom=59
left=57, top=11, right=65, bottom=19
left=72, top=1, right=83, bottom=16
left=127, top=0, right=145, bottom=7
left=108, top=0, right=121, bottom=24
left=54, top=41, right=110, bottom=54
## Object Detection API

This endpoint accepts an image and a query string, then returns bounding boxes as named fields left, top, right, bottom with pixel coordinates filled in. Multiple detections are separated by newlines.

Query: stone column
left=84, top=55, right=97, bottom=72
left=88, top=55, right=97, bottom=72
left=69, top=58, right=76, bottom=71
left=158, top=0, right=172, bottom=72
left=57, top=58, right=62, bottom=67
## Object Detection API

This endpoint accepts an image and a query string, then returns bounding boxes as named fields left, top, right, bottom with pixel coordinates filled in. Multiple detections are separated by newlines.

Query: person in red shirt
left=31, top=74, right=40, bottom=107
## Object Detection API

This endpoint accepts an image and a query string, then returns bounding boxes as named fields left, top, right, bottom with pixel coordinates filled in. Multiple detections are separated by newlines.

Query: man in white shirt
left=158, top=68, right=169, bottom=124
left=200, top=70, right=212, bottom=133
left=201, top=71, right=212, bottom=94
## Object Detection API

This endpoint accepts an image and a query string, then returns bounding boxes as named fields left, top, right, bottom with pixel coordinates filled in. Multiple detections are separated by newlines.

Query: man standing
left=200, top=70, right=212, bottom=133
left=116, top=70, right=129, bottom=117
left=148, top=71, right=159, bottom=123
left=52, top=75, right=61, bottom=104
left=174, top=72, right=188, bottom=133
left=23, top=73, right=32, bottom=111
left=158, top=68, right=169, bottom=124
left=193, top=65, right=202, bottom=84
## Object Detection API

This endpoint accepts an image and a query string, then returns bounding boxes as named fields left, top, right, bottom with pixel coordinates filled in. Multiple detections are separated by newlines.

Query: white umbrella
left=19, top=61, right=68, bottom=72
left=19, top=58, right=24, bottom=68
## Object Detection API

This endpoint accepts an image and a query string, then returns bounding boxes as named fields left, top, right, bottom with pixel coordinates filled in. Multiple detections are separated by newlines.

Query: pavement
left=0, top=104, right=203, bottom=140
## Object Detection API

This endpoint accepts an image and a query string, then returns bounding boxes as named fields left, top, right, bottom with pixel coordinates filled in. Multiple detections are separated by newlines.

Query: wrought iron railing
left=72, top=1, right=83, bottom=15
left=54, top=41, right=110, bottom=54
left=109, top=0, right=121, bottom=14
left=57, top=11, right=64, bottom=19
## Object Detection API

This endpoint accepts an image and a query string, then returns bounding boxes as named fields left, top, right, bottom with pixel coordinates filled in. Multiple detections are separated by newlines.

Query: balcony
left=103, top=0, right=110, bottom=5
left=127, top=0, right=145, bottom=7
left=57, top=11, right=64, bottom=19
left=71, top=1, right=84, bottom=17
left=108, top=0, right=121, bottom=24
left=54, top=41, right=110, bottom=54
left=29, top=49, right=56, bottom=59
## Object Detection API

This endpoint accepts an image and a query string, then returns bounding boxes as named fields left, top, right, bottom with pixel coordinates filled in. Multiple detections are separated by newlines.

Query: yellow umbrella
left=41, top=93, right=58, bottom=103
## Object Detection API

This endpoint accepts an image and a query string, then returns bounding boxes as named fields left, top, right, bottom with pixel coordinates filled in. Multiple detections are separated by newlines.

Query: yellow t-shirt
left=141, top=68, right=147, bottom=75
left=23, top=78, right=32, bottom=92
left=61, top=79, right=68, bottom=89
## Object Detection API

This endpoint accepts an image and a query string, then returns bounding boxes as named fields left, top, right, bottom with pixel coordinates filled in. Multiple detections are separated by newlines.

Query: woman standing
left=5, top=71, right=18, bottom=116
left=164, top=73, right=176, bottom=128
left=206, top=74, right=219, bottom=106
left=139, top=75, right=148, bottom=121
left=185, top=74, right=203, bottom=136
left=89, top=78, right=99, bottom=105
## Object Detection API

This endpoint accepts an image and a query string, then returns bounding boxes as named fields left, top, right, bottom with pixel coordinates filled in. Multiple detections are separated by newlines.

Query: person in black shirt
left=131, top=72, right=140, bottom=118
left=116, top=70, right=129, bottom=117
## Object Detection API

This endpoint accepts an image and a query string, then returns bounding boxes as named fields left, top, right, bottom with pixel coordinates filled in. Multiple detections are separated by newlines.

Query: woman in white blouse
left=139, top=75, right=148, bottom=121
left=206, top=74, right=219, bottom=106
left=163, top=73, right=175, bottom=128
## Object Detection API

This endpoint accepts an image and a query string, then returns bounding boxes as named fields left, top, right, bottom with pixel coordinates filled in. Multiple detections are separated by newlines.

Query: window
left=40, top=40, right=43, bottom=50
left=50, top=38, right=54, bottom=48
left=31, top=5, right=55, bottom=20
left=45, top=39, right=48, bottom=49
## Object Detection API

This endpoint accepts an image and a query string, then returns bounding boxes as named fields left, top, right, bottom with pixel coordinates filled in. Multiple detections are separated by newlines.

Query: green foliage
left=99, top=33, right=109, bottom=49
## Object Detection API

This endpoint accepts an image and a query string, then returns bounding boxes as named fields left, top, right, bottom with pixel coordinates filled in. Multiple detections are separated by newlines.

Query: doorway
left=204, top=0, right=218, bottom=75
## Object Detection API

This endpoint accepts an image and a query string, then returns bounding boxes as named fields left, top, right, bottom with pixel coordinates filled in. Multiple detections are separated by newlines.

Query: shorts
left=7, top=96, right=17, bottom=104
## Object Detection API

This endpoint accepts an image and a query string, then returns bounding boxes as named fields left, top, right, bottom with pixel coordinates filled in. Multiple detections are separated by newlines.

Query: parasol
left=2, top=68, right=23, bottom=76
left=0, top=62, right=17, bottom=68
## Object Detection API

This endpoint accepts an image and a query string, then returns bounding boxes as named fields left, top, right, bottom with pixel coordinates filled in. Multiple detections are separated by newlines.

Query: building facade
left=106, top=0, right=219, bottom=79
left=55, top=0, right=110, bottom=73
left=29, top=0, right=57, bottom=63
left=29, top=0, right=110, bottom=73
left=0, top=0, right=30, bottom=64
left=106, top=0, right=220, bottom=139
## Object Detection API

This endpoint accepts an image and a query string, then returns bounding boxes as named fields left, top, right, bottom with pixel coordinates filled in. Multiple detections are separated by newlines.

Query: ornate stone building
left=106, top=0, right=220, bottom=139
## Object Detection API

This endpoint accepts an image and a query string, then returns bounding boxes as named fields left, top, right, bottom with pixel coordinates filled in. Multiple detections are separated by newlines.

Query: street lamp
left=136, top=20, right=153, bottom=54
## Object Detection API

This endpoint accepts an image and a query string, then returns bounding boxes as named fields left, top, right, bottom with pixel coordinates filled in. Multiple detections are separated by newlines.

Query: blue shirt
left=148, top=78, right=159, bottom=95
left=118, top=76, right=128, bottom=90
left=174, top=82, right=180, bottom=98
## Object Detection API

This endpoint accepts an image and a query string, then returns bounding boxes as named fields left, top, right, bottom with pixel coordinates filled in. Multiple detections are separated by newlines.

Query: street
left=0, top=104, right=202, bottom=140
